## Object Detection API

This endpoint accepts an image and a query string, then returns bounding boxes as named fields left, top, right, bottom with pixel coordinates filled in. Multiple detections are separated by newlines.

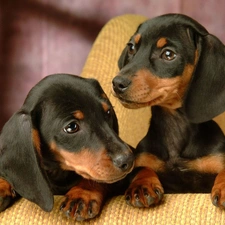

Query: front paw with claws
left=125, top=168, right=164, bottom=207
left=0, top=178, right=16, bottom=212
left=60, top=196, right=100, bottom=221
left=60, top=180, right=106, bottom=221
left=211, top=170, right=225, bottom=208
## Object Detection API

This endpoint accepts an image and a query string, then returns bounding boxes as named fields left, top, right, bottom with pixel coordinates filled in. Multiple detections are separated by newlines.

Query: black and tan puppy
left=0, top=74, right=134, bottom=221
left=112, top=14, right=225, bottom=208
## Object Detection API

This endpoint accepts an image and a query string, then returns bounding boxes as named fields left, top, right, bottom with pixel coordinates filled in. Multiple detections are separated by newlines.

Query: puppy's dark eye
left=64, top=122, right=79, bottom=134
left=127, top=43, right=136, bottom=55
left=161, top=50, right=176, bottom=61
left=106, top=109, right=111, bottom=116
left=105, top=109, right=112, bottom=119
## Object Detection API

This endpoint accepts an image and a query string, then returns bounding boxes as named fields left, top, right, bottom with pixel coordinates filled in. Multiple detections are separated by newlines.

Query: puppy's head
left=37, top=75, right=134, bottom=183
left=112, top=13, right=225, bottom=123
left=0, top=74, right=134, bottom=211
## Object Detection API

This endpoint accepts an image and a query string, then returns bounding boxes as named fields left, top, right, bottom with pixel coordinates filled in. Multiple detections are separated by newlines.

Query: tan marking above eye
left=156, top=37, right=167, bottom=48
left=73, top=110, right=84, bottom=120
left=134, top=33, right=141, bottom=45
left=101, top=93, right=108, bottom=99
left=101, top=102, right=110, bottom=112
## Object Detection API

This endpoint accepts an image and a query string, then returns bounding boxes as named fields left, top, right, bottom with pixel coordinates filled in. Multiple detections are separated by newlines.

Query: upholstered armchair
left=1, top=14, right=225, bottom=225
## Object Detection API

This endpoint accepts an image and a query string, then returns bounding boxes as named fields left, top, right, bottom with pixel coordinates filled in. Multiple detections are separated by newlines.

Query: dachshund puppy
left=0, top=74, right=134, bottom=221
left=112, top=14, right=225, bottom=208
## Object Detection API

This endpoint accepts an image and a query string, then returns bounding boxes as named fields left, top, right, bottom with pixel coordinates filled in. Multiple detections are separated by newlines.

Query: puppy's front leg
left=60, top=179, right=108, bottom=221
left=211, top=169, right=225, bottom=208
left=125, top=168, right=164, bottom=207
left=0, top=178, right=16, bottom=212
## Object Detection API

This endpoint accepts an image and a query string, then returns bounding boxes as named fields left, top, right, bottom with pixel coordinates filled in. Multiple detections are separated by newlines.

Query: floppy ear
left=184, top=33, right=225, bottom=123
left=118, top=46, right=129, bottom=69
left=0, top=111, right=54, bottom=211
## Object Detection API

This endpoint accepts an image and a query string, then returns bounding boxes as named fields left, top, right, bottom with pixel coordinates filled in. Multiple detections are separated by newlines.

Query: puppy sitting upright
left=112, top=14, right=225, bottom=208
left=0, top=74, right=134, bottom=221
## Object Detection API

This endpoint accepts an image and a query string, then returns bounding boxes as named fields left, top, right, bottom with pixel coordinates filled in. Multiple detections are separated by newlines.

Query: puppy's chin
left=98, top=173, right=129, bottom=184
left=115, top=92, right=182, bottom=110
left=119, top=99, right=151, bottom=109
left=111, top=91, right=146, bottom=109
left=112, top=89, right=160, bottom=109
left=78, top=171, right=130, bottom=184
left=115, top=95, right=158, bottom=109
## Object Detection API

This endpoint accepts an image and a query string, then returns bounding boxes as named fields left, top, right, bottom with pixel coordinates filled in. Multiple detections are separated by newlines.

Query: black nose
left=113, top=153, right=134, bottom=172
left=112, top=76, right=131, bottom=94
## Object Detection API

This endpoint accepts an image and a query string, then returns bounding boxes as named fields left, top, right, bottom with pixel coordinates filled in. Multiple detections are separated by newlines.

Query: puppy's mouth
left=112, top=88, right=181, bottom=109
left=77, top=166, right=133, bottom=184
left=51, top=142, right=135, bottom=184
left=102, top=173, right=129, bottom=184
left=111, top=88, right=155, bottom=108
left=114, top=94, right=162, bottom=109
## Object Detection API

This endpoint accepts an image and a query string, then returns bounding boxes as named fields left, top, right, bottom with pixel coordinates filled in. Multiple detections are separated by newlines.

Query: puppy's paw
left=211, top=171, right=225, bottom=208
left=0, top=196, right=12, bottom=212
left=125, top=168, right=164, bottom=207
left=0, top=178, right=16, bottom=212
left=60, top=196, right=101, bottom=221
left=211, top=183, right=225, bottom=208
left=125, top=183, right=163, bottom=208
left=60, top=180, right=106, bottom=221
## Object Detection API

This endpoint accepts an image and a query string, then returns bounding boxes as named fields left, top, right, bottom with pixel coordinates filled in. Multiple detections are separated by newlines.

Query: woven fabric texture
left=1, top=194, right=225, bottom=225
left=1, top=14, right=225, bottom=224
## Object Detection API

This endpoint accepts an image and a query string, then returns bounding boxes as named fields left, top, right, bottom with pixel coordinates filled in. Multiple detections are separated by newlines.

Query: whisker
left=175, top=91, right=182, bottom=100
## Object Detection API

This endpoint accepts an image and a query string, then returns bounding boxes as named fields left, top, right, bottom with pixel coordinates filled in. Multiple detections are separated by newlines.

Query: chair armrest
left=81, top=14, right=150, bottom=147
left=1, top=14, right=224, bottom=225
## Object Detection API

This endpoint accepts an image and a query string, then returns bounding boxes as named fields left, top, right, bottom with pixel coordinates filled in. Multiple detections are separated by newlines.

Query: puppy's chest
left=163, top=127, right=190, bottom=171
left=162, top=136, right=191, bottom=173
left=151, top=107, right=196, bottom=171
left=152, top=109, right=218, bottom=193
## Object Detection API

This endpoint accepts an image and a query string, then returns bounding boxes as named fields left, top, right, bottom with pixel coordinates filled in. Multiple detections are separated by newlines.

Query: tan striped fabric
left=1, top=194, right=225, bottom=225
left=2, top=14, right=225, bottom=225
